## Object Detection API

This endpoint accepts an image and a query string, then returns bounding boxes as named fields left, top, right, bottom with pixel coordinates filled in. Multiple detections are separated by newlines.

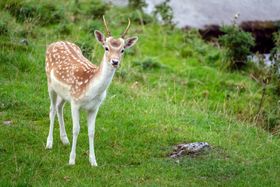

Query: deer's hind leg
left=56, top=96, right=69, bottom=145
left=46, top=88, right=57, bottom=149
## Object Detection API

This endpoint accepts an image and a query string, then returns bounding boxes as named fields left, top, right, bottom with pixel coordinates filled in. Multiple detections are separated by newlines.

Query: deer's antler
left=103, top=15, right=111, bottom=37
left=121, top=18, right=131, bottom=38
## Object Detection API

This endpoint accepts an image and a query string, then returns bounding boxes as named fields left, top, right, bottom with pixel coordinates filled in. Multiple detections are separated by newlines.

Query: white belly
left=49, top=70, right=107, bottom=111
left=49, top=71, right=72, bottom=101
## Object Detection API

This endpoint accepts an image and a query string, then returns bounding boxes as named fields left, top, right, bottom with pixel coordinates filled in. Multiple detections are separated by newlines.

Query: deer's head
left=94, top=16, right=138, bottom=68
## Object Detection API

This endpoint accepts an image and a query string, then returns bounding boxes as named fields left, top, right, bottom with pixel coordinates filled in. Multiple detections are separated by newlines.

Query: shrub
left=252, top=57, right=280, bottom=131
left=86, top=0, right=109, bottom=19
left=250, top=31, right=280, bottom=131
left=133, top=58, right=164, bottom=70
left=69, top=0, right=108, bottom=22
left=153, top=0, right=174, bottom=26
left=76, top=40, right=94, bottom=60
left=128, top=0, right=147, bottom=11
left=37, top=3, right=64, bottom=25
left=128, top=10, right=153, bottom=25
left=4, top=1, right=36, bottom=22
left=270, top=32, right=280, bottom=70
left=3, top=0, right=64, bottom=25
left=218, top=25, right=255, bottom=69
left=0, top=20, right=9, bottom=36
left=206, top=51, right=221, bottom=64
left=56, top=23, right=71, bottom=35
left=18, top=18, right=38, bottom=38
left=85, top=20, right=102, bottom=36
left=180, top=47, right=193, bottom=58
left=269, top=32, right=280, bottom=94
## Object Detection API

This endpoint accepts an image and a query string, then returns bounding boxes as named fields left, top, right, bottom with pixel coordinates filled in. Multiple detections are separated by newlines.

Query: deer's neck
left=87, top=55, right=116, bottom=98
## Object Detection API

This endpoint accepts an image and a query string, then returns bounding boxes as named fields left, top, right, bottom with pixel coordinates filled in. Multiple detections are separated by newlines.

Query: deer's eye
left=105, top=47, right=109, bottom=51
left=121, top=49, right=124, bottom=53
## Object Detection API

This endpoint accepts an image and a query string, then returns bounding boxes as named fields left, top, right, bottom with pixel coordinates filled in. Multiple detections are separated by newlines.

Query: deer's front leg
left=87, top=107, right=99, bottom=166
left=69, top=103, right=80, bottom=165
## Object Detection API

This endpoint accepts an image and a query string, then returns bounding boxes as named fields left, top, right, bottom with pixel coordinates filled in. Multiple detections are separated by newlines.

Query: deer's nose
left=112, top=60, right=119, bottom=66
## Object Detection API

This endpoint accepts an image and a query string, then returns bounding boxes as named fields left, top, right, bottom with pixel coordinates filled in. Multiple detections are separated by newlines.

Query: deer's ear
left=124, top=37, right=138, bottom=49
left=94, top=30, right=105, bottom=44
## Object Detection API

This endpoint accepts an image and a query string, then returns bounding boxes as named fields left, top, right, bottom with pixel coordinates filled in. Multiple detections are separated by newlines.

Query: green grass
left=0, top=1, right=280, bottom=186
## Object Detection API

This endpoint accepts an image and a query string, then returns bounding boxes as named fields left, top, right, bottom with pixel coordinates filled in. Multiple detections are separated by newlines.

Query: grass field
left=0, top=1, right=280, bottom=186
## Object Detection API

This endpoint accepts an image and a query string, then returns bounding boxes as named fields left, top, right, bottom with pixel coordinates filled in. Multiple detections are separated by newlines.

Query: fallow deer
left=45, top=16, right=138, bottom=166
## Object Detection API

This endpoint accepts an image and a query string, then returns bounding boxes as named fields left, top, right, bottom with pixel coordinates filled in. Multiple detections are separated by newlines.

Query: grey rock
left=170, top=142, right=210, bottom=158
left=20, top=39, right=29, bottom=46
left=3, top=120, right=12, bottom=126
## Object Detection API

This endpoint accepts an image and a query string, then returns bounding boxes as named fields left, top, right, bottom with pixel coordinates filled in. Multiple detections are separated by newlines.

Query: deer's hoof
left=90, top=158, right=97, bottom=167
left=69, top=159, right=75, bottom=165
left=46, top=141, right=53, bottom=149
left=90, top=161, right=98, bottom=167
left=61, top=136, right=70, bottom=145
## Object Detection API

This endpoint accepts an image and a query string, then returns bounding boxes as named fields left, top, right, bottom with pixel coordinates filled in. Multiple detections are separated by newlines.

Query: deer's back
left=45, top=41, right=98, bottom=98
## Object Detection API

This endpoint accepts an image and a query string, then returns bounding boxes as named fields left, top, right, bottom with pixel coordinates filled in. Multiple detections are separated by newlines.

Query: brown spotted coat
left=45, top=41, right=99, bottom=98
